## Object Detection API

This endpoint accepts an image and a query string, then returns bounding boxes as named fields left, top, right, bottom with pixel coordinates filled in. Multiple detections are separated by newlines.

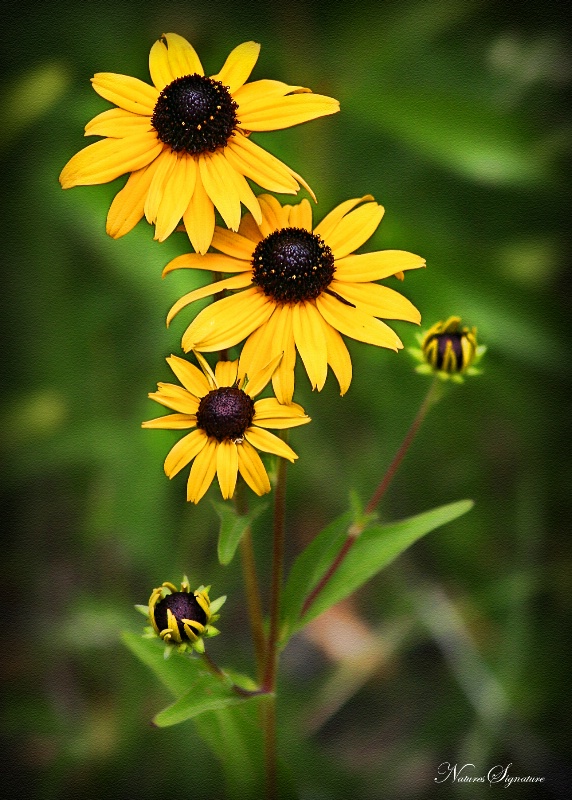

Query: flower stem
left=301, top=376, right=442, bottom=618
left=201, top=651, right=267, bottom=698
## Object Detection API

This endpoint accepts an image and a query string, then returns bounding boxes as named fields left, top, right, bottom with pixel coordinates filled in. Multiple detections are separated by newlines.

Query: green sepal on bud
left=142, top=575, right=226, bottom=656
left=409, top=316, right=486, bottom=382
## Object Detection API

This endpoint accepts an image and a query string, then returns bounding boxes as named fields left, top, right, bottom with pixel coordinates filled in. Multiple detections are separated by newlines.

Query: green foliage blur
left=3, top=0, right=570, bottom=797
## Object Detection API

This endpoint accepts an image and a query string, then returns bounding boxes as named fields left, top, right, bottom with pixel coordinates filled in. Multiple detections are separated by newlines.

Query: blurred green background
left=3, top=0, right=570, bottom=797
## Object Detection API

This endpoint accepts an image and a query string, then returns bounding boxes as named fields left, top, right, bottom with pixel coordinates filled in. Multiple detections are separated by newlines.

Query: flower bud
left=410, top=316, right=485, bottom=381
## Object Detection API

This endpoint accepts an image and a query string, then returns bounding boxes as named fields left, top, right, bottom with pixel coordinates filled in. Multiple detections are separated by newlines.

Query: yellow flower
left=146, top=577, right=226, bottom=655
left=59, top=33, right=339, bottom=253
left=142, top=352, right=310, bottom=503
left=165, top=194, right=425, bottom=403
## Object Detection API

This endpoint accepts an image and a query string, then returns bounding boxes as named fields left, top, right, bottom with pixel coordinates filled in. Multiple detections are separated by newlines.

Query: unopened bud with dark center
left=144, top=578, right=226, bottom=654
left=410, top=316, right=485, bottom=381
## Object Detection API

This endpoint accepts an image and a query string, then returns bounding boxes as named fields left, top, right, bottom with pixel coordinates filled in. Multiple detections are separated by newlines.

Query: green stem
left=201, top=651, right=267, bottom=698
left=301, top=376, right=442, bottom=618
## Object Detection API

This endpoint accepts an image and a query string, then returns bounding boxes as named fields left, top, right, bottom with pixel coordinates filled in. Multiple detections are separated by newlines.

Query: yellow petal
left=163, top=32, right=204, bottom=78
left=149, top=39, right=174, bottom=90
left=148, top=384, right=200, bottom=414
left=225, top=134, right=299, bottom=194
left=215, top=360, right=239, bottom=387
left=253, top=399, right=310, bottom=429
left=238, top=212, right=264, bottom=243
left=155, top=155, right=197, bottom=241
left=187, top=437, right=218, bottom=503
left=244, top=353, right=283, bottom=398
left=144, top=149, right=176, bottom=223
left=292, top=302, right=328, bottom=391
left=164, top=428, right=207, bottom=478
left=244, top=427, right=298, bottom=462
left=193, top=351, right=217, bottom=389
left=166, top=354, right=211, bottom=396
left=91, top=72, right=159, bottom=115
left=85, top=108, right=152, bottom=138
left=211, top=227, right=256, bottom=260
left=106, top=157, right=162, bottom=238
left=221, top=152, right=263, bottom=224
left=314, top=195, right=375, bottom=241
left=167, top=272, right=253, bottom=327
left=239, top=94, right=340, bottom=131
left=163, top=252, right=250, bottom=276
left=183, top=168, right=215, bottom=254
left=270, top=306, right=296, bottom=405
left=59, top=133, right=162, bottom=188
left=323, top=322, right=352, bottom=396
left=216, top=440, right=239, bottom=500
left=237, top=316, right=275, bottom=383
left=233, top=79, right=311, bottom=112
left=286, top=199, right=313, bottom=231
left=182, top=287, right=274, bottom=352
left=257, top=194, right=288, bottom=237
left=211, top=41, right=260, bottom=93
left=329, top=280, right=420, bottom=323
left=199, top=153, right=242, bottom=231
left=325, top=202, right=385, bottom=259
left=334, top=251, right=426, bottom=282
left=141, top=413, right=197, bottom=430
left=237, top=440, right=271, bottom=495
left=316, top=293, right=402, bottom=350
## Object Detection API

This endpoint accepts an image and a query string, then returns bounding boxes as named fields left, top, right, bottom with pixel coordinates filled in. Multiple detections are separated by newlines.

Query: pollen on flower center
left=196, top=387, right=255, bottom=442
left=153, top=592, right=207, bottom=640
left=251, top=227, right=335, bottom=304
left=151, top=74, right=239, bottom=155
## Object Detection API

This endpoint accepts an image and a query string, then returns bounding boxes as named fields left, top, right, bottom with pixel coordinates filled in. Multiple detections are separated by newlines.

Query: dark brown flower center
left=251, top=227, right=335, bottom=303
left=196, top=387, right=255, bottom=441
left=151, top=74, right=238, bottom=155
left=154, top=592, right=207, bottom=640
left=426, top=332, right=466, bottom=371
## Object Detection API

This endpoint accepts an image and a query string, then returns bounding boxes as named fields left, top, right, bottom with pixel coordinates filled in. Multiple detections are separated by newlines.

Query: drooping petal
left=91, top=73, right=159, bottom=115
left=292, top=302, right=328, bottom=391
left=59, top=133, right=162, bottom=188
left=225, top=134, right=299, bottom=194
left=221, top=152, right=263, bottom=224
left=187, top=437, right=218, bottom=503
left=164, top=428, right=207, bottom=479
left=199, top=153, right=242, bottom=231
left=163, top=252, right=250, bottom=276
left=237, top=440, right=271, bottom=496
left=333, top=251, right=426, bottom=282
left=244, top=427, right=298, bottom=462
left=285, top=199, right=313, bottom=231
left=183, top=167, right=215, bottom=254
left=314, top=195, right=374, bottom=241
left=148, top=384, right=201, bottom=414
left=211, top=41, right=260, bottom=93
left=215, top=360, right=239, bottom=387
left=239, top=93, right=339, bottom=131
left=144, top=148, right=177, bottom=223
left=85, top=108, right=153, bottom=138
left=325, top=202, right=385, bottom=259
left=323, top=321, right=352, bottom=396
left=216, top=440, right=239, bottom=499
left=106, top=156, right=163, bottom=238
left=329, top=280, right=421, bottom=323
left=270, top=305, right=297, bottom=405
left=182, top=287, right=274, bottom=352
left=167, top=272, right=253, bottom=327
left=149, top=38, right=174, bottom=90
left=211, top=227, right=256, bottom=260
left=155, top=155, right=197, bottom=241
left=163, top=32, right=204, bottom=78
left=141, top=413, right=197, bottom=430
left=316, top=293, right=403, bottom=350
left=166, top=355, right=211, bottom=396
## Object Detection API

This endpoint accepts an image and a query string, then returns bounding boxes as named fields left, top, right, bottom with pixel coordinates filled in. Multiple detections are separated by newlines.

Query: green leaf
left=153, top=677, right=251, bottom=727
left=122, top=632, right=204, bottom=697
left=300, top=500, right=474, bottom=629
left=282, top=500, right=474, bottom=639
left=214, top=500, right=267, bottom=566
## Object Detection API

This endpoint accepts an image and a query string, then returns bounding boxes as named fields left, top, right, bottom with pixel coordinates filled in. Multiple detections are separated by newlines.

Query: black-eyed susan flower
left=142, top=352, right=310, bottom=503
left=410, top=316, right=485, bottom=381
left=59, top=33, right=339, bottom=253
left=164, top=194, right=425, bottom=403
left=142, top=577, right=226, bottom=655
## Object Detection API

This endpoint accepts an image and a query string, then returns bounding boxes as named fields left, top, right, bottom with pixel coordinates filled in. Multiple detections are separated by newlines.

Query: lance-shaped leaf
left=213, top=499, right=268, bottom=566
